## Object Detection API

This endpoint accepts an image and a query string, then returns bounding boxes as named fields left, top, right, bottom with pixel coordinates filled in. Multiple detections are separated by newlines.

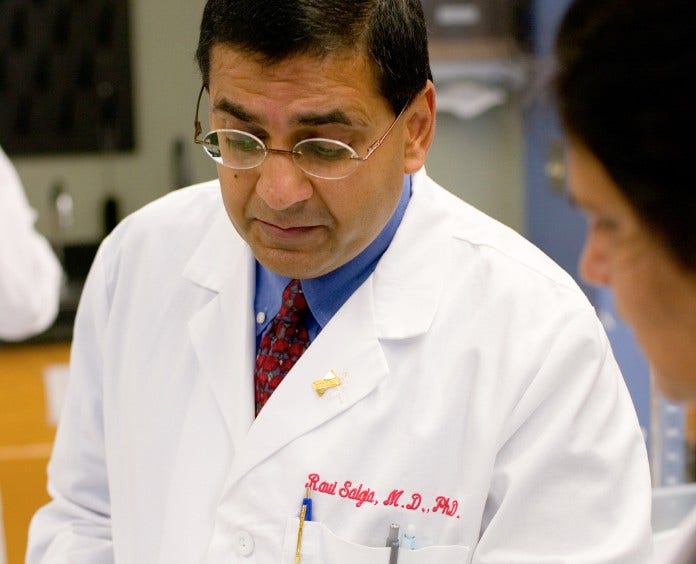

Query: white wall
left=12, top=1, right=524, bottom=244
left=427, top=102, right=523, bottom=232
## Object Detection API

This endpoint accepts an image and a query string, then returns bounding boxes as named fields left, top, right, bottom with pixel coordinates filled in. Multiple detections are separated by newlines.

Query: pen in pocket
left=302, top=487, right=312, bottom=521
left=386, top=522, right=399, bottom=564
left=295, top=488, right=312, bottom=564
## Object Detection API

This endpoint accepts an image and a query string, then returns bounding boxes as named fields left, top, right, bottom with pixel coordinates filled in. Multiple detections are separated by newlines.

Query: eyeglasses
left=193, top=85, right=408, bottom=180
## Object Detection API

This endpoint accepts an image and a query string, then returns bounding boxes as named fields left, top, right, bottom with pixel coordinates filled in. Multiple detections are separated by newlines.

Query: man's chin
left=256, top=249, right=329, bottom=280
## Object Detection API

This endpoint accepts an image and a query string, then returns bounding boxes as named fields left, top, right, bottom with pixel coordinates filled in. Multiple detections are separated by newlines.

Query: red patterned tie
left=254, top=279, right=310, bottom=415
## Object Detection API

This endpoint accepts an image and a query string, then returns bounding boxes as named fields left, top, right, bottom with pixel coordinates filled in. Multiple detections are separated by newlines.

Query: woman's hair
left=554, top=0, right=695, bottom=269
left=196, top=0, right=432, bottom=116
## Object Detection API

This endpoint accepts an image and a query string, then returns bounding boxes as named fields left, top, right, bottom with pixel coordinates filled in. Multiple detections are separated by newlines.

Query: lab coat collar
left=180, top=204, right=255, bottom=445
left=371, top=167, right=446, bottom=340
left=181, top=202, right=244, bottom=292
left=182, top=169, right=444, bottom=341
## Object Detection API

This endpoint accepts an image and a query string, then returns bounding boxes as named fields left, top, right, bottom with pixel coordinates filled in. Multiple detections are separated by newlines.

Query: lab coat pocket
left=281, top=517, right=471, bottom=564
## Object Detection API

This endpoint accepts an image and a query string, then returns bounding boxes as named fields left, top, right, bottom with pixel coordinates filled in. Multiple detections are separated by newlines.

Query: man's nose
left=255, top=152, right=313, bottom=210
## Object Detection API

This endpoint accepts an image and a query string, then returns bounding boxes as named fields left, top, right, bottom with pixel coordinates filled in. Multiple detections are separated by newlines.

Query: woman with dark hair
left=554, top=1, right=696, bottom=561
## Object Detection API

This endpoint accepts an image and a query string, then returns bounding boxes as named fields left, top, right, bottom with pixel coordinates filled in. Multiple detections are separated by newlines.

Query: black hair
left=195, top=0, right=432, bottom=116
left=554, top=0, right=696, bottom=270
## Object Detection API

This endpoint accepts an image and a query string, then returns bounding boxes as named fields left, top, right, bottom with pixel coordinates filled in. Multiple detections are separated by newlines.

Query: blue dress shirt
left=254, top=174, right=412, bottom=346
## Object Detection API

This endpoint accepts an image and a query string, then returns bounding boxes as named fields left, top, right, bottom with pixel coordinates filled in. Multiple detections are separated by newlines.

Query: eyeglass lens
left=202, top=130, right=360, bottom=179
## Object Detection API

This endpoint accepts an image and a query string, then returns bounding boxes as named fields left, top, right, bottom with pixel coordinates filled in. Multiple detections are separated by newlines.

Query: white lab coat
left=27, top=169, right=652, bottom=563
left=0, top=146, right=61, bottom=340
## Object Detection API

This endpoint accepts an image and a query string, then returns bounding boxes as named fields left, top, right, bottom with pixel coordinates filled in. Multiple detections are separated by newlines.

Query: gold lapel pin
left=312, top=370, right=342, bottom=397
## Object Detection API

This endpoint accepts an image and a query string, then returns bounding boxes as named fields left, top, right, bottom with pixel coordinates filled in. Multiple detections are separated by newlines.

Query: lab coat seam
left=451, top=235, right=586, bottom=304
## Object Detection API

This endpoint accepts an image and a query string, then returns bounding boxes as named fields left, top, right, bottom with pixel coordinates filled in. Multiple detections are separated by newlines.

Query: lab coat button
left=232, top=530, right=254, bottom=556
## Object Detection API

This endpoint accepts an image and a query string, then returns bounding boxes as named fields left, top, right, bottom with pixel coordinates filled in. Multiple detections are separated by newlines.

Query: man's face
left=207, top=44, right=411, bottom=279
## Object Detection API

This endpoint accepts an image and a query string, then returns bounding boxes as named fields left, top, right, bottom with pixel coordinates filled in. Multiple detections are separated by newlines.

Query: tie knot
left=277, top=279, right=308, bottom=323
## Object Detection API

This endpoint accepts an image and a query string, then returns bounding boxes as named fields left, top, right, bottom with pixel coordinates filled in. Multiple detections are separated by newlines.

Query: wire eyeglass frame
left=193, top=85, right=410, bottom=180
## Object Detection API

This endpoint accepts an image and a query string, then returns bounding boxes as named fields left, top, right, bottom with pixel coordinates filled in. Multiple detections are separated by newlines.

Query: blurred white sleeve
left=0, top=146, right=62, bottom=341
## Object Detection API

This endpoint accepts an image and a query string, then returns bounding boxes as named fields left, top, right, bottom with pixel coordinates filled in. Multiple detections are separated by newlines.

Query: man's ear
left=403, top=80, right=436, bottom=174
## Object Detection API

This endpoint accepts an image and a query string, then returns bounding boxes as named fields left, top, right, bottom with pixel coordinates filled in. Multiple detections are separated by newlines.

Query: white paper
left=435, top=4, right=481, bottom=27
left=436, top=80, right=507, bottom=120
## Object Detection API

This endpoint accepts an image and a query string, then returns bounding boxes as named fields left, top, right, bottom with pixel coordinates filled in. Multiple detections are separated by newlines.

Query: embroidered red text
left=305, top=472, right=461, bottom=518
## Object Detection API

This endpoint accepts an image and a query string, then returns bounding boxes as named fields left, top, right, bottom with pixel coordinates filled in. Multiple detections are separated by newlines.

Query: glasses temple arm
left=362, top=100, right=411, bottom=159
left=194, top=84, right=206, bottom=143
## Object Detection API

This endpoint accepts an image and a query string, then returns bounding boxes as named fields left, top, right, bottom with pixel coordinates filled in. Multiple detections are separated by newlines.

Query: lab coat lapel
left=187, top=270, right=256, bottom=446
left=222, top=277, right=389, bottom=488
left=371, top=169, right=448, bottom=340
left=184, top=211, right=257, bottom=448
left=159, top=212, right=257, bottom=563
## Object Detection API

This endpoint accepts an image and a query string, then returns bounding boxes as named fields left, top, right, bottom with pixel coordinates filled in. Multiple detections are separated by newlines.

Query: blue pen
left=296, top=489, right=312, bottom=564
left=302, top=487, right=312, bottom=521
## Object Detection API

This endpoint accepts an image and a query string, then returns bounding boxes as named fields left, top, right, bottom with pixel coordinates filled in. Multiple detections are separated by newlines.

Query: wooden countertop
left=0, top=342, right=69, bottom=447
left=0, top=342, right=70, bottom=564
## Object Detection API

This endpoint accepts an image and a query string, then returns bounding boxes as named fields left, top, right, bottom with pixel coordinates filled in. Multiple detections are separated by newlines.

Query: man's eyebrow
left=214, top=99, right=261, bottom=124
left=293, top=109, right=356, bottom=127
left=213, top=100, right=365, bottom=128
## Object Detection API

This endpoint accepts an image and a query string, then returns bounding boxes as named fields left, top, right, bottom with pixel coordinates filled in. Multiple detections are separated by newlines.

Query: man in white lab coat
left=0, top=144, right=61, bottom=341
left=27, top=1, right=652, bottom=562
